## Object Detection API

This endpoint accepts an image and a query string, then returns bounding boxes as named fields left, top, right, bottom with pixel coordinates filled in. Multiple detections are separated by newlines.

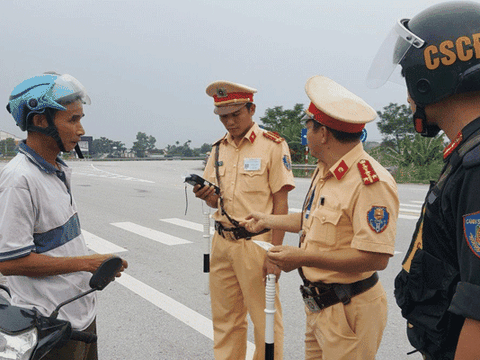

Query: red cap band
left=213, top=92, right=253, bottom=104
left=307, top=102, right=365, bottom=133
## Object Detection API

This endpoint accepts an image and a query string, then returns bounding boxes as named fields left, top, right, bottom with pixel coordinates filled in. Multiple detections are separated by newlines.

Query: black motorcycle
left=0, top=256, right=123, bottom=360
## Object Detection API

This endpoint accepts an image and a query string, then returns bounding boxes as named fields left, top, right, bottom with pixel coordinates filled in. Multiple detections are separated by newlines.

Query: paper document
left=252, top=240, right=274, bottom=252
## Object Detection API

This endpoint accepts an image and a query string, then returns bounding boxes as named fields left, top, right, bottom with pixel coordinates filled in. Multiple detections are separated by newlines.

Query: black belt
left=300, top=272, right=379, bottom=312
left=215, top=221, right=269, bottom=241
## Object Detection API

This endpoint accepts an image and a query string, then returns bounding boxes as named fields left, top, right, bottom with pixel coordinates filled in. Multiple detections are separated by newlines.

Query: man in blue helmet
left=0, top=72, right=128, bottom=360
left=368, top=2, right=480, bottom=359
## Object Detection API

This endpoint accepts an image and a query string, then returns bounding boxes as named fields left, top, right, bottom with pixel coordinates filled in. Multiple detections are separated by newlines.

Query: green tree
left=259, top=104, right=305, bottom=163
left=91, top=137, right=126, bottom=157
left=198, top=143, right=212, bottom=154
left=0, top=138, right=17, bottom=157
left=384, top=133, right=444, bottom=167
left=165, top=141, right=211, bottom=157
left=377, top=103, right=415, bottom=149
left=370, top=133, right=445, bottom=183
left=132, top=132, right=156, bottom=157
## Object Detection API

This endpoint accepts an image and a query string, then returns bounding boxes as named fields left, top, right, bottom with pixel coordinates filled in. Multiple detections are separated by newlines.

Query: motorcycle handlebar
left=70, top=330, right=97, bottom=344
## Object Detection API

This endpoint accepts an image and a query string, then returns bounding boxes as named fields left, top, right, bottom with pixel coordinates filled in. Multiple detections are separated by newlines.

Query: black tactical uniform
left=396, top=118, right=480, bottom=359
left=367, top=3, right=480, bottom=357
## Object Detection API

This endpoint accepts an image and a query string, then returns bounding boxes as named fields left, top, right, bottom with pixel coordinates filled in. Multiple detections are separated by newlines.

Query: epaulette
left=357, top=159, right=380, bottom=185
left=212, top=134, right=227, bottom=146
left=263, top=131, right=284, bottom=143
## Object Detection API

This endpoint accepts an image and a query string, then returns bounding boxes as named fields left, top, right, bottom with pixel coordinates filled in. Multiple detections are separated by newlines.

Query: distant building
left=0, top=131, right=22, bottom=144
left=78, top=136, right=93, bottom=156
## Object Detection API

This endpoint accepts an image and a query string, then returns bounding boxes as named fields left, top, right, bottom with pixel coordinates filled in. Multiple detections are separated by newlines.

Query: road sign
left=301, top=128, right=307, bottom=146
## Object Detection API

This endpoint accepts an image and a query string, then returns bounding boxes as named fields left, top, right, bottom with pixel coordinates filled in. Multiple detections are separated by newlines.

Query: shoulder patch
left=263, top=131, right=284, bottom=143
left=282, top=155, right=292, bottom=171
left=367, top=206, right=389, bottom=233
left=463, top=211, right=480, bottom=258
left=357, top=159, right=379, bottom=185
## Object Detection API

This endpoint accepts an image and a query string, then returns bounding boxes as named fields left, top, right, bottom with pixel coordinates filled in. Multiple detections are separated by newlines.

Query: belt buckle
left=223, top=231, right=237, bottom=241
left=303, top=297, right=321, bottom=312
left=300, top=285, right=321, bottom=312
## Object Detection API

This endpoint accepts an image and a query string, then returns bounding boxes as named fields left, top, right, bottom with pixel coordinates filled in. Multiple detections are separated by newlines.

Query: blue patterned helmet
left=7, top=72, right=90, bottom=131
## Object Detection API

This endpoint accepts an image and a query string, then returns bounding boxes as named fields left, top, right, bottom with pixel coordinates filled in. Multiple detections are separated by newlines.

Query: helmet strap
left=413, top=105, right=441, bottom=138
left=26, top=109, right=67, bottom=153
left=74, top=144, right=84, bottom=159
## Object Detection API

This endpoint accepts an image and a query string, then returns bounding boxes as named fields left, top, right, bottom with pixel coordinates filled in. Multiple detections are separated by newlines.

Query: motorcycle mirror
left=89, top=256, right=123, bottom=291
left=49, top=256, right=124, bottom=319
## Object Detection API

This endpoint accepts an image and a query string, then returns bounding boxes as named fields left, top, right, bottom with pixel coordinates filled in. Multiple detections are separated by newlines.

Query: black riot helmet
left=367, top=1, right=480, bottom=137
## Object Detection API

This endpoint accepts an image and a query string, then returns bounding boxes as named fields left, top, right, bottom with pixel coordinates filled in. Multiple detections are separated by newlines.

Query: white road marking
left=161, top=218, right=215, bottom=234
left=111, top=222, right=192, bottom=245
left=400, top=204, right=422, bottom=208
left=73, top=164, right=155, bottom=183
left=82, top=227, right=255, bottom=358
left=399, top=214, right=419, bottom=220
left=116, top=273, right=255, bottom=359
left=83, top=230, right=128, bottom=254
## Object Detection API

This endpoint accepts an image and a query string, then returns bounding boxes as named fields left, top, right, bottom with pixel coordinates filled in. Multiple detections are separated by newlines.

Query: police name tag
left=244, top=158, right=261, bottom=171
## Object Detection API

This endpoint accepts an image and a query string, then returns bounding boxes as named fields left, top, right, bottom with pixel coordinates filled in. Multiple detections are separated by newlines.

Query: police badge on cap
left=206, top=80, right=257, bottom=116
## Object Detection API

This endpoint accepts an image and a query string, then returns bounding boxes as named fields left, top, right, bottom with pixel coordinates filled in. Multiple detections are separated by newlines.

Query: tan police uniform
left=204, top=81, right=295, bottom=360
left=300, top=76, right=399, bottom=360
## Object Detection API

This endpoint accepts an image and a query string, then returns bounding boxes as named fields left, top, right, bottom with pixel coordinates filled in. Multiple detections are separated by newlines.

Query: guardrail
left=291, top=164, right=316, bottom=171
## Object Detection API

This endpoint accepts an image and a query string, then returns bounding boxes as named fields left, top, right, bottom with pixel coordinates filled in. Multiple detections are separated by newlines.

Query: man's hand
left=241, top=212, right=269, bottom=233
left=266, top=245, right=306, bottom=273
left=80, top=254, right=128, bottom=277
left=263, top=256, right=281, bottom=282
left=193, top=184, right=219, bottom=208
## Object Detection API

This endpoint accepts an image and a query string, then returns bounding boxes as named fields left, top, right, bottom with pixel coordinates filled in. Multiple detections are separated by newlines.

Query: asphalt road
left=0, top=159, right=428, bottom=359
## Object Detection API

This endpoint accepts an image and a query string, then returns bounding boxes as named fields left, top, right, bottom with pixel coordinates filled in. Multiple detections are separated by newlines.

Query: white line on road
left=83, top=230, right=128, bottom=254
left=400, top=204, right=422, bottom=208
left=116, top=273, right=255, bottom=359
left=399, top=214, right=419, bottom=220
left=111, top=222, right=192, bottom=245
left=73, top=164, right=155, bottom=183
left=161, top=218, right=215, bottom=234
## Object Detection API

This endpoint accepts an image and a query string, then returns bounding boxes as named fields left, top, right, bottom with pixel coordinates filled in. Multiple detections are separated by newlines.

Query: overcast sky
left=0, top=0, right=447, bottom=148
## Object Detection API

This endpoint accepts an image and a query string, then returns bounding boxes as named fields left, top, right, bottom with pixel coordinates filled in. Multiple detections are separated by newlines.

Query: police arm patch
left=283, top=155, right=292, bottom=171
left=367, top=206, right=389, bottom=233
left=463, top=211, right=480, bottom=258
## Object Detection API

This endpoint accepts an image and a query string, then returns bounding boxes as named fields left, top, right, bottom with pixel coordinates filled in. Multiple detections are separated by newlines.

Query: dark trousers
left=42, top=319, right=98, bottom=360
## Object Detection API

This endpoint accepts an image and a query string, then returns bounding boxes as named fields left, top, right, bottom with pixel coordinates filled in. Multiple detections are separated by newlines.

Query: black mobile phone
left=184, top=174, right=220, bottom=195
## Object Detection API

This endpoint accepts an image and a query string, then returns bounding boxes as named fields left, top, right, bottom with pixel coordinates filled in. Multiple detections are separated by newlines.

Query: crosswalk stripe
left=400, top=204, right=422, bottom=209
left=116, top=273, right=256, bottom=358
left=161, top=218, right=215, bottom=234
left=111, top=222, right=192, bottom=245
left=82, top=229, right=256, bottom=358
left=83, top=230, right=128, bottom=254
left=399, top=214, right=419, bottom=220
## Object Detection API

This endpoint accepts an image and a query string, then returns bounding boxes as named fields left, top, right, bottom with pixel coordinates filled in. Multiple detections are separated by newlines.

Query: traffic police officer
left=368, top=2, right=480, bottom=359
left=194, top=80, right=295, bottom=360
left=243, top=75, right=399, bottom=359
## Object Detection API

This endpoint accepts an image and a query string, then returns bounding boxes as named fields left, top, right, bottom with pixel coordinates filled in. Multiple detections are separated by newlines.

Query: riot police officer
left=368, top=2, right=480, bottom=359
